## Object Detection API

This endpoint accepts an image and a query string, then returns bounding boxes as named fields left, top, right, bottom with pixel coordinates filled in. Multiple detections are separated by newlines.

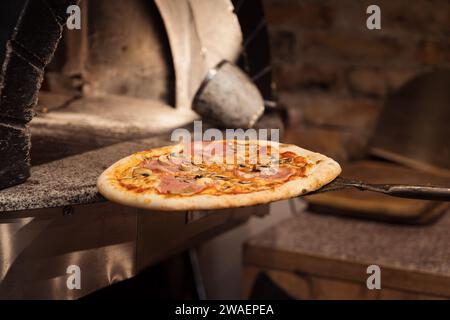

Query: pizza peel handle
left=312, top=177, right=450, bottom=202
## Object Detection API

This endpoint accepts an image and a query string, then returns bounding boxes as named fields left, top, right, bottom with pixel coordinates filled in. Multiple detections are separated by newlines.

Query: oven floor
left=30, top=93, right=198, bottom=165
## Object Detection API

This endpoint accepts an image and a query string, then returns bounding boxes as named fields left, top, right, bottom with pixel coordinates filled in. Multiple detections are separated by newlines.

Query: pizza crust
left=97, top=141, right=341, bottom=211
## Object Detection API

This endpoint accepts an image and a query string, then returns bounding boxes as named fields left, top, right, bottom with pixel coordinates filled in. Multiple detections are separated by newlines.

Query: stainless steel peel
left=309, top=177, right=450, bottom=201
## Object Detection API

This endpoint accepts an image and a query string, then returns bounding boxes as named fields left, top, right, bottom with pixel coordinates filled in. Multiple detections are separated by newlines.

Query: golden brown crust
left=97, top=140, right=341, bottom=211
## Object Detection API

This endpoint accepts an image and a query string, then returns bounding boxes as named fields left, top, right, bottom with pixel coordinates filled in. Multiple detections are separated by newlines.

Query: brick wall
left=264, top=0, right=450, bottom=162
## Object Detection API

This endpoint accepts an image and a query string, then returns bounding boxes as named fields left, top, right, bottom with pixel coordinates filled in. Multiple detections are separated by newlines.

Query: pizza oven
left=0, top=0, right=280, bottom=299
left=0, top=0, right=282, bottom=190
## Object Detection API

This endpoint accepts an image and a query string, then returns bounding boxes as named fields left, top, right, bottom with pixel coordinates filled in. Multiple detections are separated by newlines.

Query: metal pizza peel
left=309, top=176, right=450, bottom=201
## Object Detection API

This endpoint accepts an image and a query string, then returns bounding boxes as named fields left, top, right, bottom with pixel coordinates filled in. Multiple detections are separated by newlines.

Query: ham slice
left=157, top=176, right=205, bottom=195
left=234, top=168, right=258, bottom=179
left=169, top=156, right=186, bottom=166
left=143, top=159, right=179, bottom=173
left=182, top=141, right=234, bottom=163
left=260, top=166, right=294, bottom=181
left=234, top=166, right=295, bottom=182
left=142, top=155, right=190, bottom=173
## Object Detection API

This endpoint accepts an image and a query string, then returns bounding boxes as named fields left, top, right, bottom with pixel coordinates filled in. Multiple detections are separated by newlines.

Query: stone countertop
left=0, top=135, right=172, bottom=213
left=247, top=208, right=450, bottom=277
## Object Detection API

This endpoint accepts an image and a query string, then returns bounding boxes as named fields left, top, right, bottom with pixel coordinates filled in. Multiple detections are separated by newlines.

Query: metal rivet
left=63, top=206, right=74, bottom=216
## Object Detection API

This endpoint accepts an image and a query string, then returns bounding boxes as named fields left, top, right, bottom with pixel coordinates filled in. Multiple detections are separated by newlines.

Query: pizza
left=97, top=140, right=341, bottom=211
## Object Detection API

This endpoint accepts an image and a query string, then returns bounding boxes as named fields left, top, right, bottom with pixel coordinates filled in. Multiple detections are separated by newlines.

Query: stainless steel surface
left=0, top=202, right=265, bottom=299
left=310, top=177, right=450, bottom=201
left=0, top=203, right=137, bottom=299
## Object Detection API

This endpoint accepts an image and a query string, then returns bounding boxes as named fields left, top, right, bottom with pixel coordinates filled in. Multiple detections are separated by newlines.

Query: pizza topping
left=132, top=167, right=153, bottom=177
left=234, top=169, right=257, bottom=179
left=196, top=177, right=214, bottom=186
left=157, top=176, right=205, bottom=195
left=294, top=156, right=307, bottom=165
left=259, top=167, right=278, bottom=176
left=143, top=159, right=179, bottom=173
left=213, top=175, right=229, bottom=180
left=180, top=163, right=200, bottom=172
left=157, top=154, right=169, bottom=163
left=263, top=166, right=295, bottom=181
left=120, top=141, right=311, bottom=197
left=281, top=151, right=297, bottom=158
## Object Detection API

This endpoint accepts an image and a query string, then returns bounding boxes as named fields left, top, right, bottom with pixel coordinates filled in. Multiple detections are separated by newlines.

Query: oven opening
left=31, top=0, right=196, bottom=166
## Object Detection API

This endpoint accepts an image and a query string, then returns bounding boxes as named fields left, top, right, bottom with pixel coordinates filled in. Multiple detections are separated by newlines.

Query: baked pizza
left=97, top=140, right=341, bottom=211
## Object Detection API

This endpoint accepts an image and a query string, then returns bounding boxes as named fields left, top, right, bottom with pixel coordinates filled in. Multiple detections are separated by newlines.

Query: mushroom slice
left=213, top=175, right=229, bottom=180
left=158, top=154, right=171, bottom=165
left=133, top=167, right=153, bottom=177
left=180, top=163, right=200, bottom=172
left=179, top=163, right=191, bottom=171
left=197, top=177, right=213, bottom=186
